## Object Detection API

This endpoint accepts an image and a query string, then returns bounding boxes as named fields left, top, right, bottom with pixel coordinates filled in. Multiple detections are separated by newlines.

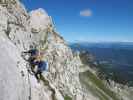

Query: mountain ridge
left=0, top=0, right=133, bottom=100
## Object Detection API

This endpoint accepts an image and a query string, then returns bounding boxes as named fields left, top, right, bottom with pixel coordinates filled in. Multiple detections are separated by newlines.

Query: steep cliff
left=0, top=0, right=97, bottom=100
left=0, top=0, right=132, bottom=100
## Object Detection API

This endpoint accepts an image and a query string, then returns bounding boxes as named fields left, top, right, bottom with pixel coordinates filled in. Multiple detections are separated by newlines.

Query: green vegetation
left=40, top=74, right=49, bottom=85
left=79, top=70, right=120, bottom=100
left=97, top=63, right=133, bottom=86
left=64, top=95, right=72, bottom=100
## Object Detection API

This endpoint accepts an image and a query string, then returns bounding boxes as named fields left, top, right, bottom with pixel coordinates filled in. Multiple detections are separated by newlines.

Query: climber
left=31, top=50, right=49, bottom=81
left=22, top=48, right=49, bottom=81
left=33, top=59, right=48, bottom=81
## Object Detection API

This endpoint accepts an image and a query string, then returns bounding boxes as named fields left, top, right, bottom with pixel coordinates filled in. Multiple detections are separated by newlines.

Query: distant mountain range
left=69, top=42, right=133, bottom=86
left=69, top=42, right=133, bottom=64
left=69, top=42, right=133, bottom=50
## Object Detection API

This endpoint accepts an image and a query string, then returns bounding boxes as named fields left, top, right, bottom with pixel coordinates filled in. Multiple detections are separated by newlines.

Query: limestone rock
left=30, top=8, right=51, bottom=33
left=0, top=0, right=132, bottom=100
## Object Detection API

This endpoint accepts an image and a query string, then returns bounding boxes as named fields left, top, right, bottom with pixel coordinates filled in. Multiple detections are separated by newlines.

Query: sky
left=22, top=0, right=133, bottom=42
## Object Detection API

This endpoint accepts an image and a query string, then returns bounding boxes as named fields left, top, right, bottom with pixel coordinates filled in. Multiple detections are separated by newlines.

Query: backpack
left=38, top=61, right=49, bottom=72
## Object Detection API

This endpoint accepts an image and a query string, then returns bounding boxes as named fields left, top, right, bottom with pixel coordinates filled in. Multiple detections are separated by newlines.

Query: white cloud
left=80, top=9, right=92, bottom=17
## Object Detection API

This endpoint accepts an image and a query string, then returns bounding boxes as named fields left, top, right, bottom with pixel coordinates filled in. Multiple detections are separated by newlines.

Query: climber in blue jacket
left=23, top=48, right=49, bottom=81
left=33, top=60, right=48, bottom=80
left=31, top=50, right=49, bottom=81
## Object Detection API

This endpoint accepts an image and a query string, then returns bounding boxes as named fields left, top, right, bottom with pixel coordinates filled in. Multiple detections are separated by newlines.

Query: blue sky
left=22, top=0, right=133, bottom=42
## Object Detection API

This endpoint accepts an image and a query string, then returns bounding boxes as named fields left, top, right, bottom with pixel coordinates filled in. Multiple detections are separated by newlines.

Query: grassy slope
left=79, top=70, right=120, bottom=100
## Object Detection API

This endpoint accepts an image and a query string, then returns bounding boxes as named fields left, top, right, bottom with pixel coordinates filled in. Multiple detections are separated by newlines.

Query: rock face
left=0, top=0, right=133, bottom=100
left=0, top=0, right=98, bottom=100
left=30, top=8, right=51, bottom=33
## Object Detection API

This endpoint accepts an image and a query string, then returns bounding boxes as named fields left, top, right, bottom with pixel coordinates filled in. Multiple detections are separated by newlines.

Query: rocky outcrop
left=1, top=0, right=133, bottom=100
left=0, top=0, right=98, bottom=100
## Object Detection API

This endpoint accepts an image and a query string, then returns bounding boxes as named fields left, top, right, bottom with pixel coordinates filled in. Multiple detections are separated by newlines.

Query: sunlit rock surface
left=0, top=0, right=132, bottom=100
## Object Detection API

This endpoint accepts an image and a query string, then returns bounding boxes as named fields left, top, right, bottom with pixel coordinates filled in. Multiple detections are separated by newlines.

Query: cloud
left=80, top=9, right=92, bottom=17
